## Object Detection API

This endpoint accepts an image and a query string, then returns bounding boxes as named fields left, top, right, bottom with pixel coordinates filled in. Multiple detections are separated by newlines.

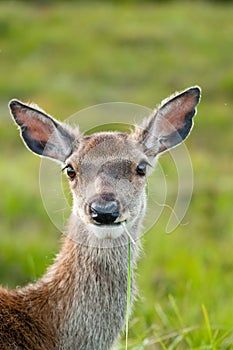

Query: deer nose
left=89, top=201, right=120, bottom=225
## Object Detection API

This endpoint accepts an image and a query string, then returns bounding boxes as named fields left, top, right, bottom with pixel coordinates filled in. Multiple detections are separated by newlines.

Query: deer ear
left=133, top=86, right=201, bottom=158
left=9, top=100, right=78, bottom=163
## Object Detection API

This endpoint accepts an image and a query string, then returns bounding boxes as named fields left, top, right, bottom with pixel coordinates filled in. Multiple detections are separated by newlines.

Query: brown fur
left=0, top=87, right=200, bottom=349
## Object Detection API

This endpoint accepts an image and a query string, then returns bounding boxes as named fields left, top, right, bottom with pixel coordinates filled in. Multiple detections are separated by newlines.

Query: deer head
left=9, top=87, right=201, bottom=246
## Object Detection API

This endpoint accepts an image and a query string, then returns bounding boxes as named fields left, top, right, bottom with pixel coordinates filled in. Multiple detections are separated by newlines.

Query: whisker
left=122, top=222, right=136, bottom=245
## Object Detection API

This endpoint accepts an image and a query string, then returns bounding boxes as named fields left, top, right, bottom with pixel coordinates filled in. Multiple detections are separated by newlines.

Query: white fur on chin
left=88, top=224, right=125, bottom=240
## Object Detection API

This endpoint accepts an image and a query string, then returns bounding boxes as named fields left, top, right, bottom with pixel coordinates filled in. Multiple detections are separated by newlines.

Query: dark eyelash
left=145, top=161, right=153, bottom=168
left=61, top=165, right=68, bottom=172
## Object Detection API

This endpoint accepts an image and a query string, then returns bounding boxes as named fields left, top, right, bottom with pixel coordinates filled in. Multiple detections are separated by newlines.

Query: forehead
left=70, top=132, right=145, bottom=164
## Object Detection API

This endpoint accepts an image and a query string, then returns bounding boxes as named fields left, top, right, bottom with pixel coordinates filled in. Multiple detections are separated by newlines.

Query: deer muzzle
left=89, top=199, right=120, bottom=225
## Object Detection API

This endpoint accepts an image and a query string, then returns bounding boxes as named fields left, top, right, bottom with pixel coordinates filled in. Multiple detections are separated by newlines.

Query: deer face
left=9, top=86, right=201, bottom=243
left=64, top=133, right=149, bottom=239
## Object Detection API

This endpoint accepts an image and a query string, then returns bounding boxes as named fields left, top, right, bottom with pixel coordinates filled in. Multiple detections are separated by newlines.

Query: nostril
left=111, top=211, right=120, bottom=219
left=89, top=201, right=120, bottom=225
left=89, top=206, right=98, bottom=220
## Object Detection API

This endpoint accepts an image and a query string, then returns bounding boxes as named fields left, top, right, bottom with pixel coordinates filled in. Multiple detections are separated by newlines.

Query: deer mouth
left=92, top=220, right=126, bottom=227
left=93, top=220, right=125, bottom=227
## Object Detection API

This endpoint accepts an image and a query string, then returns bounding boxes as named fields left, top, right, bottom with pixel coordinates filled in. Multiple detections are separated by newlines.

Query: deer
left=0, top=86, right=201, bottom=349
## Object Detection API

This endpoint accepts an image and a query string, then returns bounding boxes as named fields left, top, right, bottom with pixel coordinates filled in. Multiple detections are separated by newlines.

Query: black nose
left=89, top=200, right=120, bottom=225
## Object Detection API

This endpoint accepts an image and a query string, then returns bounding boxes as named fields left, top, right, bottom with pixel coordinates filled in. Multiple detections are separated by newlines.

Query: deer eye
left=66, top=165, right=76, bottom=179
left=136, top=162, right=147, bottom=176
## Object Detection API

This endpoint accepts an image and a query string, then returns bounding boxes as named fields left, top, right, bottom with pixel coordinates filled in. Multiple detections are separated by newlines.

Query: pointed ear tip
left=188, top=86, right=201, bottom=99
left=9, top=99, right=21, bottom=110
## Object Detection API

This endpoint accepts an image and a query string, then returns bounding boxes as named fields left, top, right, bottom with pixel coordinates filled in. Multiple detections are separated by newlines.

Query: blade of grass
left=202, top=304, right=216, bottom=350
left=155, top=303, right=171, bottom=328
left=168, top=295, right=193, bottom=348
left=168, top=294, right=184, bottom=328
left=125, top=238, right=131, bottom=350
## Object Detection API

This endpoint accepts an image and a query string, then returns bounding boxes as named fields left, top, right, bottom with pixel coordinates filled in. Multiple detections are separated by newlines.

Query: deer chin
left=88, top=223, right=125, bottom=240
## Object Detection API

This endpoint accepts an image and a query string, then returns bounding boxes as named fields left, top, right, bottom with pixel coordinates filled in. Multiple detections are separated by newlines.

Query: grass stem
left=125, top=239, right=131, bottom=350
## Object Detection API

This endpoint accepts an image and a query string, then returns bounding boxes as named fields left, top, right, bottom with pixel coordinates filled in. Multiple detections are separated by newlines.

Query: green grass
left=0, top=1, right=232, bottom=348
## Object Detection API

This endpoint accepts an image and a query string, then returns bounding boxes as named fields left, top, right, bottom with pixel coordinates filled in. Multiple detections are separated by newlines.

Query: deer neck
left=23, top=217, right=141, bottom=349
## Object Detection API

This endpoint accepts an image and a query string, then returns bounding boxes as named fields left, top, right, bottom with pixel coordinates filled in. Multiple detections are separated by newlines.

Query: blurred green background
left=0, top=1, right=232, bottom=348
